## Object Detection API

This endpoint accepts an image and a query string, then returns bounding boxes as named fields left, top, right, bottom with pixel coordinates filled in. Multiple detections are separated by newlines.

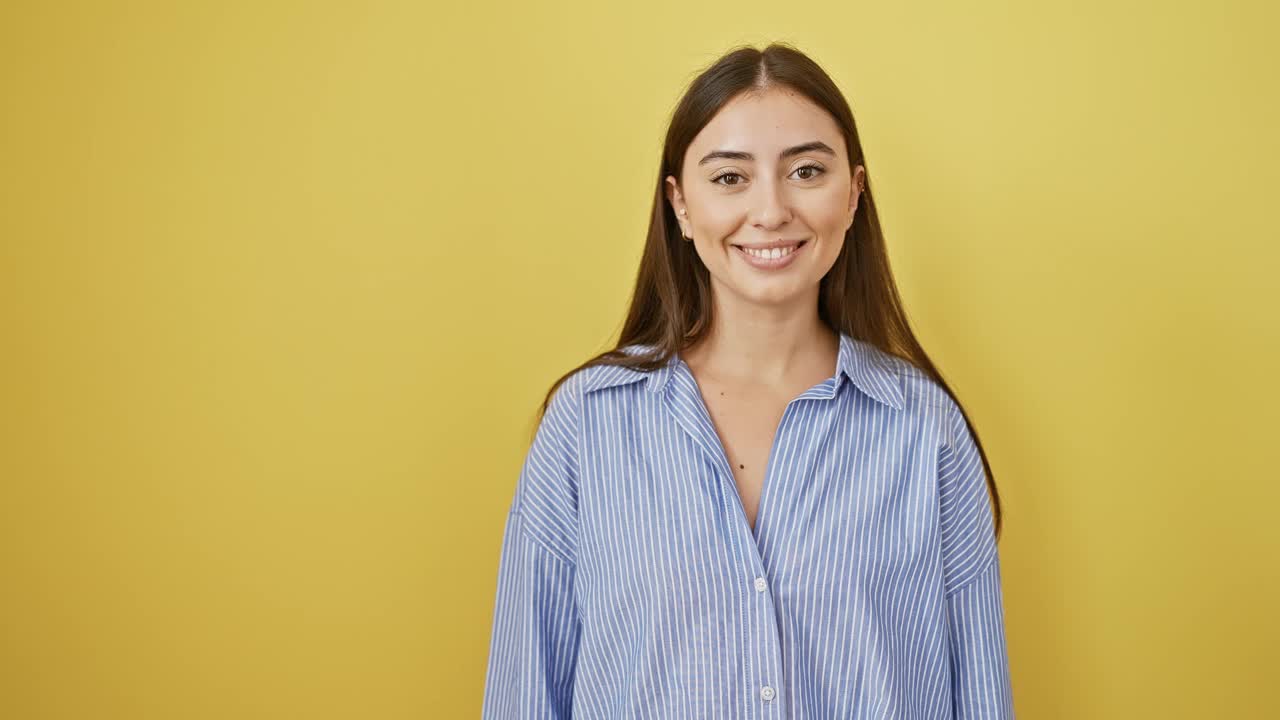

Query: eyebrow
left=697, top=141, right=837, bottom=166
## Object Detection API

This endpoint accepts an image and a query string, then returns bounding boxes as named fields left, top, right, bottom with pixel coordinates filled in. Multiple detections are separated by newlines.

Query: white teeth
left=742, top=245, right=797, bottom=259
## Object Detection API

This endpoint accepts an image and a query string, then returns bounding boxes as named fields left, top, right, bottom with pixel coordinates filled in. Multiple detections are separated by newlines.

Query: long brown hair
left=535, top=42, right=1003, bottom=540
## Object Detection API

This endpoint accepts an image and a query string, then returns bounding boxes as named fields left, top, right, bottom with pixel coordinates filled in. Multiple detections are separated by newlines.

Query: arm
left=946, top=555, right=1014, bottom=718
left=481, top=509, right=582, bottom=719
left=481, top=374, right=584, bottom=719
left=937, top=396, right=1015, bottom=719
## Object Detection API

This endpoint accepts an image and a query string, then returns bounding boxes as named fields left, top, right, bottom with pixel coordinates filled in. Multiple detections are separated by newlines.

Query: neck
left=682, top=294, right=837, bottom=386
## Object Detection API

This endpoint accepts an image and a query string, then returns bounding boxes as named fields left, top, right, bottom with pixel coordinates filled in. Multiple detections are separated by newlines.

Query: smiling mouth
left=731, top=240, right=808, bottom=259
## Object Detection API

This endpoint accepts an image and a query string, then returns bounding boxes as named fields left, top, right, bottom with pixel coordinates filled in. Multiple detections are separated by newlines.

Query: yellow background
left=3, top=1, right=1277, bottom=717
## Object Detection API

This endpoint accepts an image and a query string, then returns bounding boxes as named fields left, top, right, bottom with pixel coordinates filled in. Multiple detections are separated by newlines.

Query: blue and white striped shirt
left=483, top=332, right=1014, bottom=718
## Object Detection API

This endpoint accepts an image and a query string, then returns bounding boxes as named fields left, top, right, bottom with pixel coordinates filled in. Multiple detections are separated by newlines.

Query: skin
left=662, top=86, right=867, bottom=530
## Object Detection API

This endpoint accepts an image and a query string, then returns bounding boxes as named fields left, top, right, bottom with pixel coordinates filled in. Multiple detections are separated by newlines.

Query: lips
left=732, top=239, right=808, bottom=269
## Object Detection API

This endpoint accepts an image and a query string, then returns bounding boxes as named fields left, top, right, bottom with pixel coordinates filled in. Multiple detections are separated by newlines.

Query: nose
left=749, top=176, right=792, bottom=230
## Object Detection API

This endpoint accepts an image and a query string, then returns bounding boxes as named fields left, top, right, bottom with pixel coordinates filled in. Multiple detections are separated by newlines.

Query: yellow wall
left=3, top=1, right=1277, bottom=717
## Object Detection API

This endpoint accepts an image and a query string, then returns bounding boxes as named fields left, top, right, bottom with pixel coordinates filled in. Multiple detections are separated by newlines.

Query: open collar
left=583, top=332, right=904, bottom=411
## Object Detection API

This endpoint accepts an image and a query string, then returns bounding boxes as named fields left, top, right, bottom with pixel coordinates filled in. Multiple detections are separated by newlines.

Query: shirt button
left=754, top=577, right=768, bottom=593
left=761, top=685, right=776, bottom=701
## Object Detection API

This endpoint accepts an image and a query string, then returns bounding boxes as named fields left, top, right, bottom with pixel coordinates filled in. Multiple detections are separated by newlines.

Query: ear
left=665, top=175, right=682, bottom=212
left=665, top=175, right=691, bottom=239
left=850, top=164, right=866, bottom=209
left=848, top=164, right=866, bottom=225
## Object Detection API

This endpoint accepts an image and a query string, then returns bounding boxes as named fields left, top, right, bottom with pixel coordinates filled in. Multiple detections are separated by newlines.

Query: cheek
left=811, top=191, right=854, bottom=229
left=692, top=205, right=741, bottom=235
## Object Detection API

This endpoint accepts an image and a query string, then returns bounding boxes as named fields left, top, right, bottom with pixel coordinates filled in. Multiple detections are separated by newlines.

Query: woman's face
left=666, top=87, right=865, bottom=309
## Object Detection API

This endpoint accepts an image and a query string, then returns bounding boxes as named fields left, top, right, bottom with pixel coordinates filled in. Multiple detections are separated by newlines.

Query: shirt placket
left=664, top=363, right=791, bottom=718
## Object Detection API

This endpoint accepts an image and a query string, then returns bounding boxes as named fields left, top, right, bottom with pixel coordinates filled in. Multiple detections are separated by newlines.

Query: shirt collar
left=832, top=332, right=905, bottom=410
left=583, top=332, right=904, bottom=411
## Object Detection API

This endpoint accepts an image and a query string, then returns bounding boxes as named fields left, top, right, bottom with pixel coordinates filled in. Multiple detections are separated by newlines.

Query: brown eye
left=712, top=172, right=744, bottom=186
left=793, top=163, right=826, bottom=180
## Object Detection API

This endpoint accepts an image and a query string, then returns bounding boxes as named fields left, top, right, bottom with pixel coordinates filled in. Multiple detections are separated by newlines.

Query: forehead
left=686, top=87, right=846, bottom=162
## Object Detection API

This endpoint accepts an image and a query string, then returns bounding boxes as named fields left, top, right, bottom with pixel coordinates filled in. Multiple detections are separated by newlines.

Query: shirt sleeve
left=937, top=395, right=1015, bottom=719
left=481, top=509, right=582, bottom=719
left=481, top=373, right=584, bottom=719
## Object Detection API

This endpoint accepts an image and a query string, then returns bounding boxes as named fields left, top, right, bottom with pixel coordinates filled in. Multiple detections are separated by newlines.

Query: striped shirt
left=482, top=332, right=1014, bottom=718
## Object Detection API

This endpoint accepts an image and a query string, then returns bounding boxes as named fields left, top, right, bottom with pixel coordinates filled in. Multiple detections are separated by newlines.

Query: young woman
left=483, top=42, right=1014, bottom=719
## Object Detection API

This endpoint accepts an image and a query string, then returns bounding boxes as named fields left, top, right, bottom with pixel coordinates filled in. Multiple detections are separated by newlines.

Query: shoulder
left=576, top=343, right=666, bottom=395
left=537, top=344, right=661, bottom=428
left=514, top=346, right=663, bottom=560
left=874, top=349, right=953, bottom=414
left=868, top=349, right=969, bottom=450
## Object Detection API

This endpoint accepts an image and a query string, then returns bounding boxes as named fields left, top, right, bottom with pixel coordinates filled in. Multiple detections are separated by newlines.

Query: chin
left=734, top=281, right=813, bottom=306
